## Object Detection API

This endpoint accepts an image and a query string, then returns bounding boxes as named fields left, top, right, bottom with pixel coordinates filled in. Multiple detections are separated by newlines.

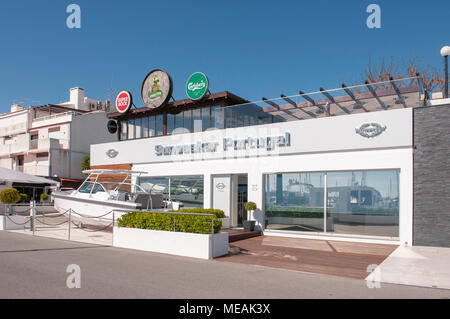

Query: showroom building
left=90, top=70, right=450, bottom=247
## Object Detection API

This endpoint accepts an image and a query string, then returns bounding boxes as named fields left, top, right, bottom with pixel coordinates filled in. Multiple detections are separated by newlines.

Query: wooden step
left=228, top=230, right=262, bottom=243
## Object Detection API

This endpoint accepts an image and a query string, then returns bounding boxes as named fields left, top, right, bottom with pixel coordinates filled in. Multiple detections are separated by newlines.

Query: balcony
left=0, top=138, right=69, bottom=157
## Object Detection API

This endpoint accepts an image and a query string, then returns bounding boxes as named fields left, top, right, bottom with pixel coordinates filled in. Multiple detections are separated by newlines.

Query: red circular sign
left=115, top=90, right=132, bottom=113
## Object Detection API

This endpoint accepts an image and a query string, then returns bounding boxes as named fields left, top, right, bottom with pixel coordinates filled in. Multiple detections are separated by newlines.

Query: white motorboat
left=53, top=169, right=169, bottom=220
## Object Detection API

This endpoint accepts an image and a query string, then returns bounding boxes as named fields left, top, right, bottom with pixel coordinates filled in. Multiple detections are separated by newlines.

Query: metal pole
left=29, top=201, right=33, bottom=231
left=211, top=216, right=214, bottom=234
left=444, top=55, right=448, bottom=99
left=32, top=201, right=35, bottom=236
left=112, top=211, right=115, bottom=246
left=68, top=208, right=71, bottom=241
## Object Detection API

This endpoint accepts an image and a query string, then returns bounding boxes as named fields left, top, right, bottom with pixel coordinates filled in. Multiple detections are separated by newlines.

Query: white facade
left=0, top=88, right=115, bottom=180
left=91, top=107, right=413, bottom=245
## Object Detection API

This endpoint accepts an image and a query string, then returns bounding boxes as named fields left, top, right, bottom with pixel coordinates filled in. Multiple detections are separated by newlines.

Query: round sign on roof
left=186, top=72, right=209, bottom=100
left=115, top=90, right=133, bottom=113
left=141, top=69, right=173, bottom=109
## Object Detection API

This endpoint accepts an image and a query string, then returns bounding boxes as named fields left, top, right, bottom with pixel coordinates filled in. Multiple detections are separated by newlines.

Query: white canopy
left=0, top=167, right=58, bottom=185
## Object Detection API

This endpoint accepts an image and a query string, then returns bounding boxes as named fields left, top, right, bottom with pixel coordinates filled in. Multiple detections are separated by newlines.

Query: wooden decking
left=217, top=235, right=398, bottom=279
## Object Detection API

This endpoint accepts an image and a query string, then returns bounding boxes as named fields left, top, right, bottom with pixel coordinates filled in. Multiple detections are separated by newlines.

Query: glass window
left=138, top=175, right=204, bottom=208
left=142, top=117, right=149, bottom=138
left=155, top=114, right=163, bottom=136
left=193, top=108, right=201, bottom=132
left=264, top=170, right=400, bottom=238
left=167, top=114, right=175, bottom=135
left=149, top=116, right=156, bottom=137
left=175, top=112, right=183, bottom=132
left=265, top=173, right=325, bottom=232
left=183, top=110, right=192, bottom=132
left=212, top=106, right=224, bottom=129
left=78, top=182, right=93, bottom=194
left=135, top=118, right=142, bottom=139
left=128, top=119, right=135, bottom=139
left=202, top=107, right=210, bottom=131
left=120, top=120, right=127, bottom=140
left=326, top=170, right=399, bottom=237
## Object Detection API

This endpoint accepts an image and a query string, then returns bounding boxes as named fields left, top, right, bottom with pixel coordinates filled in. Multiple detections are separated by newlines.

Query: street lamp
left=441, top=46, right=450, bottom=98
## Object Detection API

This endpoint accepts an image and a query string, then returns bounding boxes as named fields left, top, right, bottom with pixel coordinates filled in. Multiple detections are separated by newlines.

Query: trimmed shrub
left=245, top=202, right=257, bottom=211
left=0, top=188, right=21, bottom=204
left=169, top=208, right=225, bottom=219
left=117, top=212, right=222, bottom=234
left=19, top=193, right=28, bottom=203
left=40, top=193, right=49, bottom=201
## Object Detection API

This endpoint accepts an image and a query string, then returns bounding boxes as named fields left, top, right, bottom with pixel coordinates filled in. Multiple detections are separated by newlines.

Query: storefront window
left=193, top=108, right=202, bottom=132
left=155, top=115, right=163, bottom=136
left=138, top=175, right=204, bottom=208
left=265, top=173, right=325, bottom=232
left=326, top=170, right=399, bottom=237
left=264, top=170, right=400, bottom=238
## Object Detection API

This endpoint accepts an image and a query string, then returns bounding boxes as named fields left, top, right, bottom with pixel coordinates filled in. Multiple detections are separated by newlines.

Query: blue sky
left=0, top=0, right=448, bottom=112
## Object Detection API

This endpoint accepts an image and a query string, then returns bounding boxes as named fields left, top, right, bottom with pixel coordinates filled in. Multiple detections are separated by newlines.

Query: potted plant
left=40, top=193, right=49, bottom=203
left=0, top=188, right=21, bottom=215
left=243, top=202, right=257, bottom=232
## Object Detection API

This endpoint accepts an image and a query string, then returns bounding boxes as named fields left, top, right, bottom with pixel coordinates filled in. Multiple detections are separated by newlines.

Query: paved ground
left=366, top=245, right=450, bottom=290
left=218, top=236, right=397, bottom=279
left=1, top=231, right=449, bottom=299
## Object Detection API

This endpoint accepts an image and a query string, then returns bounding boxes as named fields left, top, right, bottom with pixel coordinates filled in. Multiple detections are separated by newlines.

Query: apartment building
left=0, top=87, right=115, bottom=184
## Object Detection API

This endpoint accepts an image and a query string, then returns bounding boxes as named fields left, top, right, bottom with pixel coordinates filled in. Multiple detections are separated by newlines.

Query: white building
left=90, top=74, right=450, bottom=247
left=0, top=87, right=115, bottom=187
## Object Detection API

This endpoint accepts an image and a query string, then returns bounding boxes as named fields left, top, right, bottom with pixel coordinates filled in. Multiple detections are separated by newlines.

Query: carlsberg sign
left=186, top=72, right=209, bottom=100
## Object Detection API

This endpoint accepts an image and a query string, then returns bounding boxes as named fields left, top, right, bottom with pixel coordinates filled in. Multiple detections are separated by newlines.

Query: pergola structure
left=258, top=76, right=422, bottom=122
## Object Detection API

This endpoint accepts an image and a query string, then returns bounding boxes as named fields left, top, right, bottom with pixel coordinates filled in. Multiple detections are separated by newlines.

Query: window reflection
left=264, top=170, right=400, bottom=237
left=138, top=175, right=204, bottom=208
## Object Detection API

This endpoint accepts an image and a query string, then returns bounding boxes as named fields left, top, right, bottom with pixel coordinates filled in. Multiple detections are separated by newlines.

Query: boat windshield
left=78, top=182, right=106, bottom=194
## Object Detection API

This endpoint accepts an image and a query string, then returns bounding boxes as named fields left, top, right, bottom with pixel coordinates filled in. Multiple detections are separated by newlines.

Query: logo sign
left=356, top=123, right=387, bottom=138
left=216, top=182, right=226, bottom=190
left=141, top=69, right=173, bottom=109
left=106, top=149, right=119, bottom=158
left=115, top=90, right=132, bottom=113
left=107, top=120, right=118, bottom=134
left=186, top=72, right=209, bottom=100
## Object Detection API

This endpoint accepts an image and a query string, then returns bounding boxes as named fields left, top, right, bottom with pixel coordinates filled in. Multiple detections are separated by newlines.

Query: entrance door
left=236, top=175, right=248, bottom=227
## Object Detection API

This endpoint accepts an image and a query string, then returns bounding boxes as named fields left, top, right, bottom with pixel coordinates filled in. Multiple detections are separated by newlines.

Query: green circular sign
left=186, top=72, right=209, bottom=100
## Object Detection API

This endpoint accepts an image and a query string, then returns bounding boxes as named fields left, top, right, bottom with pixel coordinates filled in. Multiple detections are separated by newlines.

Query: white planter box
left=220, top=217, right=230, bottom=229
left=0, top=215, right=25, bottom=230
left=113, top=227, right=229, bottom=260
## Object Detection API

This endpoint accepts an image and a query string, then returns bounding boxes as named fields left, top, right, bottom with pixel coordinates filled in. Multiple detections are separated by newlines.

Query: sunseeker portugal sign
left=141, top=69, right=173, bottom=109
left=155, top=132, right=291, bottom=156
left=186, top=72, right=209, bottom=100
left=115, top=90, right=133, bottom=113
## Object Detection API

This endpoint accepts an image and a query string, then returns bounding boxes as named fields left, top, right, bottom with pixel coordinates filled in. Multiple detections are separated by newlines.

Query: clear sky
left=0, top=0, right=448, bottom=112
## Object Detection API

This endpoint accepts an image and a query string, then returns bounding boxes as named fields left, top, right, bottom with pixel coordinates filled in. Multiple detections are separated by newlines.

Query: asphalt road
left=0, top=231, right=449, bottom=299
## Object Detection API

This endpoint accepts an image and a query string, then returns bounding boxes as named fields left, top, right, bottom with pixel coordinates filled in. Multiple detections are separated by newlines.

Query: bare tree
left=362, top=57, right=444, bottom=96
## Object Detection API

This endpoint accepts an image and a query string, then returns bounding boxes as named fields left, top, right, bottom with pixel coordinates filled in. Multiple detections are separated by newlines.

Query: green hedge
left=117, top=212, right=222, bottom=234
left=169, top=208, right=225, bottom=219
left=0, top=188, right=20, bottom=204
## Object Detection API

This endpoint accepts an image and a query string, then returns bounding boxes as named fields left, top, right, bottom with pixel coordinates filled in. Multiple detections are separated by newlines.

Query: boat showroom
left=90, top=69, right=450, bottom=247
